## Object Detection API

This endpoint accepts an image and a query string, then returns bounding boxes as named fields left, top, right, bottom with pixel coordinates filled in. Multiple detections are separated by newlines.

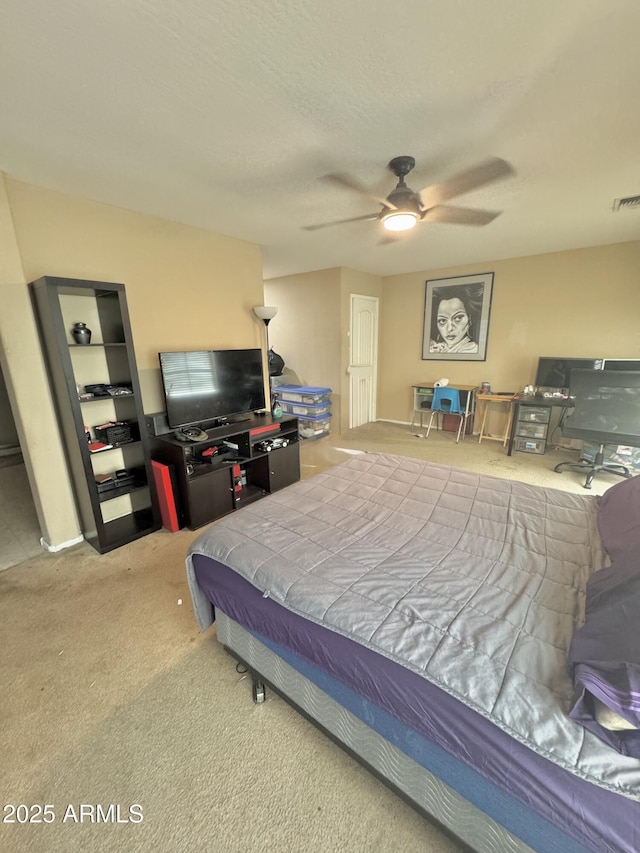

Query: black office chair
left=554, top=369, right=640, bottom=489
left=555, top=443, right=631, bottom=490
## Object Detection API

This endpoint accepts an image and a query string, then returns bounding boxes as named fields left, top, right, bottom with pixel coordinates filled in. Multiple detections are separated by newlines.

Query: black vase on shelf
left=71, top=322, right=92, bottom=345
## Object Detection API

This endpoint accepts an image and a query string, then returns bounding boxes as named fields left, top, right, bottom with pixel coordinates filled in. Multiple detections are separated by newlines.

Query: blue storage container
left=297, top=412, right=332, bottom=440
left=274, top=385, right=332, bottom=405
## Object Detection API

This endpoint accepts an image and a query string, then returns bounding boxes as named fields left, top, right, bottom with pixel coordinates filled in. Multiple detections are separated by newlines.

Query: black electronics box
left=95, top=470, right=136, bottom=493
left=96, top=475, right=116, bottom=494
left=94, top=421, right=133, bottom=446
left=145, top=411, right=172, bottom=436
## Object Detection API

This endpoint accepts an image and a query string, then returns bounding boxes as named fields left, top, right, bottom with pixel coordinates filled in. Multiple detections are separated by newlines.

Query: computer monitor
left=534, top=357, right=603, bottom=392
left=602, top=359, right=640, bottom=372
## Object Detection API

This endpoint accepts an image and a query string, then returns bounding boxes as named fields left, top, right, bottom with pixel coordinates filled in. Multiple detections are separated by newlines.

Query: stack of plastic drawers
left=275, top=385, right=332, bottom=440
left=513, top=404, right=551, bottom=454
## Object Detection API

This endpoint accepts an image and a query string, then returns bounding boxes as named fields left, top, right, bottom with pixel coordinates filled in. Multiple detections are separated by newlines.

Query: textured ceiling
left=2, top=0, right=639, bottom=279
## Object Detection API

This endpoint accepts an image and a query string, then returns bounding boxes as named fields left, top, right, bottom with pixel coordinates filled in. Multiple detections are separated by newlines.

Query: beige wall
left=8, top=178, right=265, bottom=411
left=265, top=267, right=383, bottom=434
left=0, top=175, right=81, bottom=548
left=267, top=243, right=639, bottom=435
left=264, top=268, right=342, bottom=425
left=378, top=242, right=640, bottom=424
left=1, top=175, right=265, bottom=549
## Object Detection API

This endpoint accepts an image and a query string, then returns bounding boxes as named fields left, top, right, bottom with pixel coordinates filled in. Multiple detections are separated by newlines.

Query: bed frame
left=217, top=611, right=548, bottom=853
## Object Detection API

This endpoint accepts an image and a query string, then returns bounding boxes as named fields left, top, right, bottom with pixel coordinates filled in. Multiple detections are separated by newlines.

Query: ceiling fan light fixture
left=382, top=210, right=418, bottom=232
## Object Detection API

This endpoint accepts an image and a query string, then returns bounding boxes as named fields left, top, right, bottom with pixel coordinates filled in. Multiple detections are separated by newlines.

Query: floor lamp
left=253, top=306, right=278, bottom=404
left=252, top=305, right=278, bottom=354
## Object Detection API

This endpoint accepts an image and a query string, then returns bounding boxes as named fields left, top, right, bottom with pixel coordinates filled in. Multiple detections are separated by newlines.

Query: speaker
left=145, top=411, right=171, bottom=436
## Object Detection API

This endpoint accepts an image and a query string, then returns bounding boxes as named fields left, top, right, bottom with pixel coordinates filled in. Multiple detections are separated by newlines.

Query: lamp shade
left=253, top=306, right=278, bottom=322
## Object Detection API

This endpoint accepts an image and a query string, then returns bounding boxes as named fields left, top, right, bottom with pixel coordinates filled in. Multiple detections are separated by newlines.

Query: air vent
left=612, top=195, right=640, bottom=212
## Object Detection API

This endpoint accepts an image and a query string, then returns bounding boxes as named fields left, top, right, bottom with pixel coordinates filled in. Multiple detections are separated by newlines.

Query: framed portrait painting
left=422, top=272, right=494, bottom=361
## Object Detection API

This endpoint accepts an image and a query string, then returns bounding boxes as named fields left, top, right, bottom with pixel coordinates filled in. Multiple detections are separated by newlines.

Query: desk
left=507, top=395, right=573, bottom=456
left=476, top=393, right=514, bottom=447
left=411, top=383, right=478, bottom=434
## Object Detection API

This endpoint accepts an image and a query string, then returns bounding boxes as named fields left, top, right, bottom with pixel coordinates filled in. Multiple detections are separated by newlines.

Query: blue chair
left=426, top=387, right=467, bottom=443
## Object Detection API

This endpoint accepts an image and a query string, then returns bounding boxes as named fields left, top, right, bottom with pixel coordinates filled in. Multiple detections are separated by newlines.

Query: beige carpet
left=0, top=460, right=44, bottom=571
left=0, top=422, right=619, bottom=852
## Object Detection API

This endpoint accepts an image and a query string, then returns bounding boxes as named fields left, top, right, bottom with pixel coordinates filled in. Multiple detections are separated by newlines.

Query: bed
left=185, top=452, right=640, bottom=852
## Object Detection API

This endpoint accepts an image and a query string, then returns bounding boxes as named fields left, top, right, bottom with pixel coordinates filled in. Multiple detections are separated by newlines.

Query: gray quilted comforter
left=186, top=452, right=640, bottom=799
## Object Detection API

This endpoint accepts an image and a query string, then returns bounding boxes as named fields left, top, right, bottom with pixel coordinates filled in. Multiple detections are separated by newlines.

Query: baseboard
left=377, top=417, right=480, bottom=436
left=40, top=534, right=84, bottom=553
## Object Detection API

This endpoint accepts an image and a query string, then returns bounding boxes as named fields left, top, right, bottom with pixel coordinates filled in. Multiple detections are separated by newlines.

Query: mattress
left=193, top=553, right=639, bottom=853
left=186, top=453, right=640, bottom=851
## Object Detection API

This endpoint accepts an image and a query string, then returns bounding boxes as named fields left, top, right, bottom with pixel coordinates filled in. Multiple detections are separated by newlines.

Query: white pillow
left=594, top=697, right=638, bottom=731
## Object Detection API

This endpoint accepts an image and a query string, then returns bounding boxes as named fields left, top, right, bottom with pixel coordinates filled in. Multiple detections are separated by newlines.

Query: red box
left=442, top=414, right=473, bottom=435
left=151, top=461, right=181, bottom=532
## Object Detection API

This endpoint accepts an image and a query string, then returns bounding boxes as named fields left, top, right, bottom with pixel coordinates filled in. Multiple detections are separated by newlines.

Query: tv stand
left=150, top=414, right=300, bottom=529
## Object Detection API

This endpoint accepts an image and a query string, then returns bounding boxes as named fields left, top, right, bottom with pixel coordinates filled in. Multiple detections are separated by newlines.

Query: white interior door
left=349, top=294, right=379, bottom=428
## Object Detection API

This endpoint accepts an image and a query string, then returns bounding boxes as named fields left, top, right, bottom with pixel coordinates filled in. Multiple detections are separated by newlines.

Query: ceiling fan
left=303, top=156, right=514, bottom=235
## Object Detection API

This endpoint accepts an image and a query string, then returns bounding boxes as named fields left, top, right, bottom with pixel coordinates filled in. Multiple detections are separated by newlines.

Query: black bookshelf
left=30, top=276, right=160, bottom=553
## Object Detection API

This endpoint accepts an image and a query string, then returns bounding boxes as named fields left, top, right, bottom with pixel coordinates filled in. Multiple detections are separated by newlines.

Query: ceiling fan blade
left=321, top=173, right=397, bottom=210
left=418, top=158, right=514, bottom=209
left=303, top=212, right=380, bottom=232
left=422, top=205, right=501, bottom=226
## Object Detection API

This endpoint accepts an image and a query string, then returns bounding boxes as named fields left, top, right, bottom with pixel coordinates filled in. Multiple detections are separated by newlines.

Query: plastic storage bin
left=279, top=400, right=332, bottom=417
left=298, top=412, right=332, bottom=440
left=274, top=385, right=332, bottom=405
left=513, top=436, right=546, bottom=454
left=516, top=423, right=547, bottom=440
left=519, top=407, right=551, bottom=424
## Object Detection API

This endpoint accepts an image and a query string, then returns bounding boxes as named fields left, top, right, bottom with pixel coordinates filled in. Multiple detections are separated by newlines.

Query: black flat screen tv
left=159, top=348, right=265, bottom=429
left=534, top=357, right=603, bottom=391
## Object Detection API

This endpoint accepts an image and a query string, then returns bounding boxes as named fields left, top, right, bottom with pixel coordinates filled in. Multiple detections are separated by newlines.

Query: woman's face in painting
left=436, top=298, right=470, bottom=348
